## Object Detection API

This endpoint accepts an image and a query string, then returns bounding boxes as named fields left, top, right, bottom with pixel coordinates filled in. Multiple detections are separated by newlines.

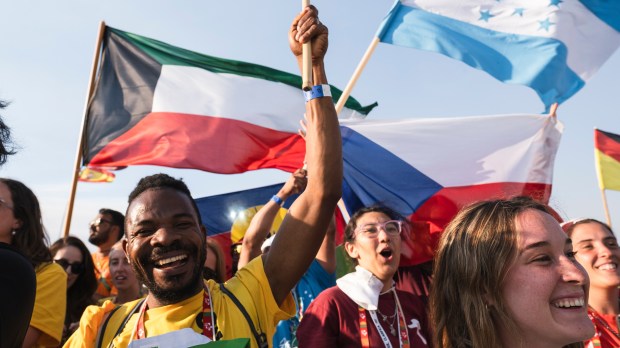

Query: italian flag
left=595, top=128, right=620, bottom=191
left=84, top=26, right=376, bottom=173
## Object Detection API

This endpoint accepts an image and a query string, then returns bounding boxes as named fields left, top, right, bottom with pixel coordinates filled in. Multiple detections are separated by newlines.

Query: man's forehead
left=127, top=188, right=196, bottom=222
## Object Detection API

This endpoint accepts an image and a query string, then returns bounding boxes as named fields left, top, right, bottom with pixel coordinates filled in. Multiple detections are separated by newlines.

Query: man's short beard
left=133, top=243, right=206, bottom=305
left=88, top=229, right=108, bottom=246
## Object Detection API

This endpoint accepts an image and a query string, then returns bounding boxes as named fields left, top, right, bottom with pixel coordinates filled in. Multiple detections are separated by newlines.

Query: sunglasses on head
left=54, top=258, right=85, bottom=274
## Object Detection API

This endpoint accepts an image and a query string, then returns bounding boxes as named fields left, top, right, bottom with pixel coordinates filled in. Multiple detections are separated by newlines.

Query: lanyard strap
left=133, top=285, right=215, bottom=341
left=357, top=289, right=411, bottom=348
left=368, top=311, right=394, bottom=348
left=393, top=291, right=410, bottom=348
left=358, top=307, right=371, bottom=348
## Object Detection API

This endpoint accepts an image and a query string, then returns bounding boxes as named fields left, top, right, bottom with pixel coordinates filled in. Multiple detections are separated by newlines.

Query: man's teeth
left=156, top=254, right=188, bottom=266
left=553, top=298, right=585, bottom=308
left=599, top=263, right=617, bottom=271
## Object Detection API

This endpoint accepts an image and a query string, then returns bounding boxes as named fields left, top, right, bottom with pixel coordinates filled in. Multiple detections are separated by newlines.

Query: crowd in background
left=2, top=5, right=620, bottom=348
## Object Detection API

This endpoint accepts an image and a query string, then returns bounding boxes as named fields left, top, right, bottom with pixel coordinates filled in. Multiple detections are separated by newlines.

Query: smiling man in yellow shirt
left=65, top=5, right=342, bottom=348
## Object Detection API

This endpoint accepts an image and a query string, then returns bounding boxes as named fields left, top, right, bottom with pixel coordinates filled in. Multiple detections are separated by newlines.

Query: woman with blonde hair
left=563, top=218, right=620, bottom=347
left=106, top=240, right=143, bottom=305
left=431, top=197, right=593, bottom=348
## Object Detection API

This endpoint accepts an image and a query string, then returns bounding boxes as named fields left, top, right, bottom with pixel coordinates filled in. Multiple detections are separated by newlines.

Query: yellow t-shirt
left=32, top=262, right=67, bottom=347
left=64, top=257, right=294, bottom=348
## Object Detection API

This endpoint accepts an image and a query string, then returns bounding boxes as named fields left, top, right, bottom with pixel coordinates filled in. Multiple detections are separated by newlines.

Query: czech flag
left=340, top=113, right=563, bottom=265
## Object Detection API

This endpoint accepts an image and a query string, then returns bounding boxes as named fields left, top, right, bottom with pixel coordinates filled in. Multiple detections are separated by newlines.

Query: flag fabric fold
left=595, top=128, right=620, bottom=191
left=340, top=113, right=563, bottom=265
left=377, top=0, right=620, bottom=108
left=78, top=167, right=116, bottom=183
left=84, top=27, right=377, bottom=173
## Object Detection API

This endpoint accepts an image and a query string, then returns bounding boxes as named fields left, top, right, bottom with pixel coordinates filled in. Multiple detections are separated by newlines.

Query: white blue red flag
left=377, top=0, right=620, bottom=109
left=340, top=114, right=563, bottom=265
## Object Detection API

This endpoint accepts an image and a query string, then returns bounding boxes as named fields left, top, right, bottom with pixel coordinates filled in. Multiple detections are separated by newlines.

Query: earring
left=11, top=230, right=16, bottom=236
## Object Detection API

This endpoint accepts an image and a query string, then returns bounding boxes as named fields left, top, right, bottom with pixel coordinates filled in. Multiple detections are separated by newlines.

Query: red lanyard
left=588, top=308, right=620, bottom=347
left=359, top=307, right=371, bottom=347
left=133, top=285, right=215, bottom=340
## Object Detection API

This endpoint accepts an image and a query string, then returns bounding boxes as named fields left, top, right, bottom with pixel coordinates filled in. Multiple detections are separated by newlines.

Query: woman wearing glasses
left=50, top=236, right=97, bottom=344
left=562, top=218, right=620, bottom=347
left=0, top=178, right=66, bottom=347
left=297, top=205, right=430, bottom=347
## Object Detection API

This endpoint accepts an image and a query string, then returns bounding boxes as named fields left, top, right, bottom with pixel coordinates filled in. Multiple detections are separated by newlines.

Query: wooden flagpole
left=301, top=0, right=313, bottom=90
left=601, top=189, right=613, bottom=228
left=549, top=102, right=558, bottom=118
left=62, top=21, right=107, bottom=238
left=335, top=37, right=380, bottom=115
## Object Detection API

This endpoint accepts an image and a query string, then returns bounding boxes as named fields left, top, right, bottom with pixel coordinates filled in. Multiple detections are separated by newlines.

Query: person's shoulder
left=395, top=288, right=427, bottom=308
left=230, top=256, right=266, bottom=283
left=94, top=298, right=143, bottom=329
left=313, top=285, right=345, bottom=303
left=321, top=285, right=342, bottom=295
left=36, top=261, right=65, bottom=277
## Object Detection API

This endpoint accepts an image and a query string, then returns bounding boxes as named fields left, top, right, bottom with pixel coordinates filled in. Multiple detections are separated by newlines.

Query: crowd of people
left=1, top=5, right=619, bottom=348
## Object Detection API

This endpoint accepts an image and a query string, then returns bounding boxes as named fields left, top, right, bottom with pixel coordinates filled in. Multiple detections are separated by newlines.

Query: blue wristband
left=303, top=84, right=332, bottom=102
left=271, top=195, right=283, bottom=205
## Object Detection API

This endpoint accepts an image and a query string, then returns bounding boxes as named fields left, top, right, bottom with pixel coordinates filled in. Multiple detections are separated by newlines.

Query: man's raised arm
left=238, top=168, right=307, bottom=270
left=263, top=5, right=342, bottom=305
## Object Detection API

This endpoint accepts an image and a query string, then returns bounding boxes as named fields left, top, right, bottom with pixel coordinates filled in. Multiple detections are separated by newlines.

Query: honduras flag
left=340, top=113, right=563, bottom=265
left=377, top=0, right=620, bottom=109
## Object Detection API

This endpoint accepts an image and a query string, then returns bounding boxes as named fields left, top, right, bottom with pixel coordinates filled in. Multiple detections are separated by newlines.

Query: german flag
left=595, top=129, right=620, bottom=191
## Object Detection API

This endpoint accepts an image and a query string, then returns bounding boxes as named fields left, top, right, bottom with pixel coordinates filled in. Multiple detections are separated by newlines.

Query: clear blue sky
left=1, top=1, right=618, bottom=248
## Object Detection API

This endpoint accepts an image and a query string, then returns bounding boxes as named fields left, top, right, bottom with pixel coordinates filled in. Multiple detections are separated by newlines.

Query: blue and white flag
left=377, top=0, right=620, bottom=109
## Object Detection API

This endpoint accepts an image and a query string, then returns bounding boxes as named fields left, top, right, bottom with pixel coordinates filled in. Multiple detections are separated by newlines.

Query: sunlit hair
left=562, top=218, right=613, bottom=238
left=430, top=197, right=583, bottom=348
left=126, top=173, right=203, bottom=229
left=50, top=236, right=97, bottom=324
left=344, top=205, right=408, bottom=265
left=206, top=238, right=227, bottom=283
left=99, top=208, right=125, bottom=241
left=1, top=178, right=51, bottom=268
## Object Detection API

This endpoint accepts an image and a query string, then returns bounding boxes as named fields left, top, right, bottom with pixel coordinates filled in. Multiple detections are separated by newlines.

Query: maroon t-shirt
left=394, top=263, right=433, bottom=306
left=297, top=286, right=431, bottom=347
